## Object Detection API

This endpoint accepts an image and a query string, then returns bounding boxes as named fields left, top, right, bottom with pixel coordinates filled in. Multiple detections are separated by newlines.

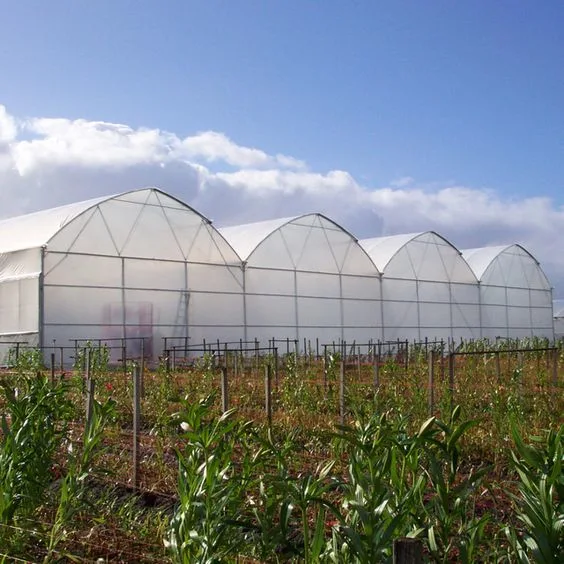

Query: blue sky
left=1, top=1, right=564, bottom=293
left=3, top=1, right=563, bottom=197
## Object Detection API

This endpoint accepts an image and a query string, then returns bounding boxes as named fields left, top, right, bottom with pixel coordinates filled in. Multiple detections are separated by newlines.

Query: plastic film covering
left=361, top=232, right=480, bottom=341
left=220, top=214, right=382, bottom=344
left=0, top=188, right=244, bottom=360
left=463, top=245, right=553, bottom=339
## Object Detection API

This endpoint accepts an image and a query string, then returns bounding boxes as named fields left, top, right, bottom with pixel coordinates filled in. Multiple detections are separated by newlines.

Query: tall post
left=221, top=366, right=229, bottom=413
left=428, top=350, right=435, bottom=416
left=165, top=349, right=171, bottom=374
left=140, top=338, right=145, bottom=399
left=448, top=352, right=455, bottom=409
left=85, top=378, right=95, bottom=429
left=552, top=348, right=559, bottom=389
left=122, top=338, right=127, bottom=377
left=132, top=364, right=141, bottom=490
left=357, top=345, right=361, bottom=379
left=339, top=361, right=345, bottom=425
left=373, top=353, right=380, bottom=394
left=50, top=352, right=56, bottom=385
left=264, top=364, right=272, bottom=427
left=85, top=348, right=93, bottom=426
left=273, top=347, right=279, bottom=388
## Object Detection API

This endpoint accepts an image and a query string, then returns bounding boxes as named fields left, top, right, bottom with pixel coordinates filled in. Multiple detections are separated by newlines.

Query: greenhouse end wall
left=220, top=214, right=383, bottom=346
left=361, top=232, right=481, bottom=342
left=463, top=245, right=554, bottom=340
left=40, top=189, right=245, bottom=362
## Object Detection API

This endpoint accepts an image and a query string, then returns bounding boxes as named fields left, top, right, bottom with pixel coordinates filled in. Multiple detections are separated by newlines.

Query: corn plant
left=166, top=395, right=255, bottom=563
left=419, top=406, right=491, bottom=563
left=241, top=427, right=303, bottom=561
left=44, top=396, right=117, bottom=563
left=505, top=422, right=564, bottom=563
left=327, top=411, right=427, bottom=563
left=0, top=375, right=72, bottom=529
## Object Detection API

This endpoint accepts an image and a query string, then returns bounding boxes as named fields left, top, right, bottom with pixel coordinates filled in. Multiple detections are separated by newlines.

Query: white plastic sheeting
left=360, top=232, right=480, bottom=341
left=220, top=214, right=382, bottom=344
left=463, top=245, right=553, bottom=339
left=0, top=188, right=556, bottom=358
left=0, top=188, right=244, bottom=359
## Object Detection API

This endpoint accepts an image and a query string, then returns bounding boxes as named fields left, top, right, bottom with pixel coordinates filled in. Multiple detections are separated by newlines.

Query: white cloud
left=11, top=115, right=304, bottom=175
left=1, top=104, right=564, bottom=296
left=179, top=131, right=305, bottom=170
left=0, top=105, right=17, bottom=144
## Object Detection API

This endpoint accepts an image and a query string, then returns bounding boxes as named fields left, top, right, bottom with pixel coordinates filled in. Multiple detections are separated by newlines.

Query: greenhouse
left=219, top=214, right=382, bottom=345
left=462, top=245, right=554, bottom=339
left=360, top=232, right=481, bottom=341
left=0, top=188, right=556, bottom=361
left=0, top=188, right=244, bottom=361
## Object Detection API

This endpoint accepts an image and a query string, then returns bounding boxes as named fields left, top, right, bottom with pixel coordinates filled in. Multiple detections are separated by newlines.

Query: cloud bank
left=1, top=104, right=563, bottom=296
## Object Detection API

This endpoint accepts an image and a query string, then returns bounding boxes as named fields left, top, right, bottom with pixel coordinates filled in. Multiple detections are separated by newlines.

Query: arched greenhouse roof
left=462, top=244, right=551, bottom=290
left=220, top=214, right=380, bottom=275
left=0, top=187, right=243, bottom=269
left=0, top=187, right=213, bottom=253
left=0, top=194, right=110, bottom=254
left=360, top=231, right=477, bottom=283
left=218, top=216, right=297, bottom=262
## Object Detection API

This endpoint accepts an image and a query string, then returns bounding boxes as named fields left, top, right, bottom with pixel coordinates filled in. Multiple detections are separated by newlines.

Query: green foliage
left=0, top=375, right=72, bottom=528
left=0, top=341, right=561, bottom=561
left=420, top=406, right=491, bottom=564
left=327, top=406, right=490, bottom=563
left=44, top=396, right=117, bottom=563
left=73, top=342, right=110, bottom=376
left=7, top=347, right=45, bottom=373
left=166, top=395, right=255, bottom=563
left=505, top=423, right=564, bottom=563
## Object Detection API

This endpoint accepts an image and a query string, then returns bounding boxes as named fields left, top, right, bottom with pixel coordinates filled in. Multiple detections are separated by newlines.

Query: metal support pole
left=132, top=364, right=141, bottom=489
left=85, top=378, right=95, bottom=429
left=265, top=364, right=272, bottom=427
left=339, top=361, right=345, bottom=425
left=552, top=348, right=559, bottom=389
left=373, top=353, right=380, bottom=394
left=221, top=367, right=229, bottom=413
left=448, top=352, right=455, bottom=409
left=428, top=350, right=435, bottom=415
left=50, top=353, right=56, bottom=385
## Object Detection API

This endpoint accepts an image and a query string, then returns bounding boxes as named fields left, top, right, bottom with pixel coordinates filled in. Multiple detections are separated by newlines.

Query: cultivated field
left=0, top=339, right=562, bottom=562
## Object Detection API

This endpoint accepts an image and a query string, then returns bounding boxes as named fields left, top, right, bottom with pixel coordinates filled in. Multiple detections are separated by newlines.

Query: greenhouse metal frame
left=219, top=214, right=383, bottom=344
left=463, top=245, right=553, bottom=339
left=0, top=187, right=556, bottom=362
left=360, top=232, right=481, bottom=341
left=0, top=188, right=244, bottom=361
